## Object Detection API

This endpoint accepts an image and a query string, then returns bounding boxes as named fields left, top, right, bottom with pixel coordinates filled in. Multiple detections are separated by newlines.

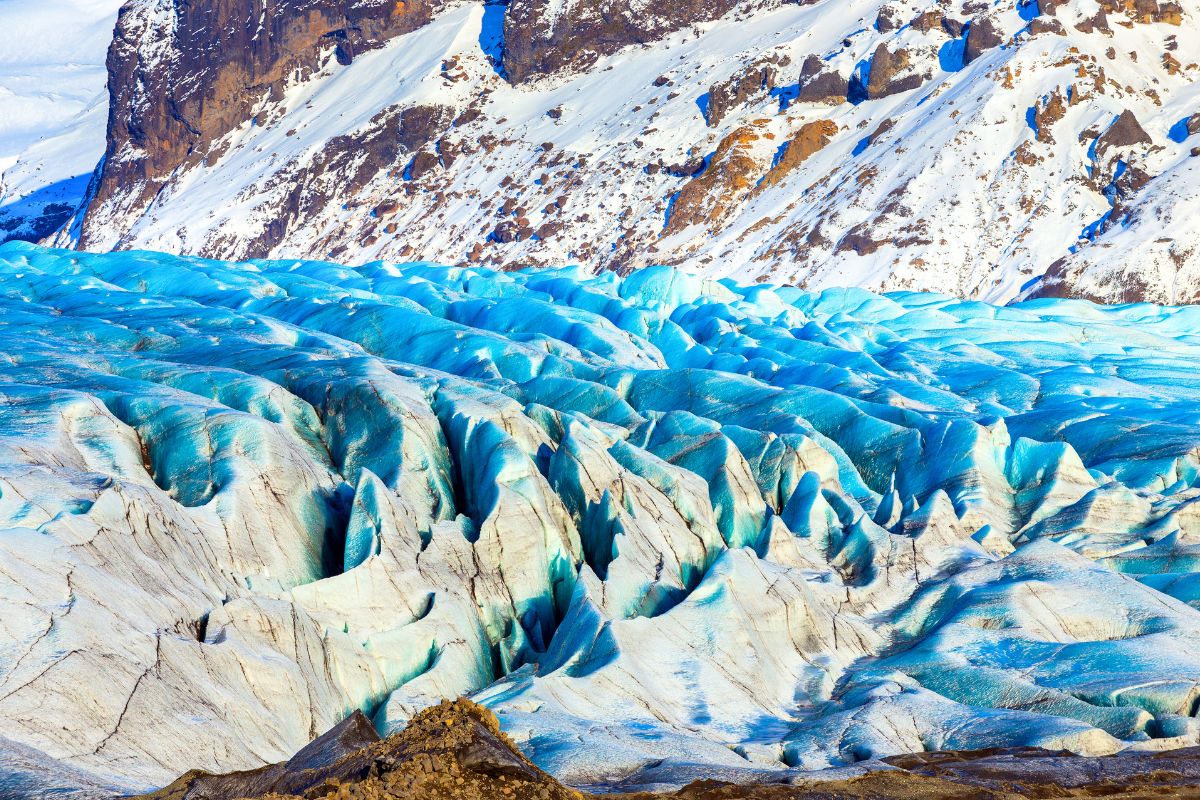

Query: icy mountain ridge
left=4, top=242, right=1200, bottom=792
left=3, top=0, right=1197, bottom=301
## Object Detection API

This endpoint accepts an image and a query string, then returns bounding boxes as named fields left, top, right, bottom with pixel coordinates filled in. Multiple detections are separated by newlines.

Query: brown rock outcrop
left=756, top=120, right=838, bottom=191
left=964, top=16, right=1005, bottom=65
left=502, top=0, right=748, bottom=84
left=909, top=10, right=945, bottom=32
left=866, top=45, right=930, bottom=98
left=1102, top=0, right=1185, bottom=24
left=1032, top=88, right=1070, bottom=144
left=1029, top=16, right=1067, bottom=35
left=1187, top=112, right=1200, bottom=137
left=796, top=55, right=849, bottom=105
left=1075, top=9, right=1112, bottom=34
left=1095, top=109, right=1153, bottom=159
left=705, top=58, right=784, bottom=127
left=139, top=700, right=575, bottom=800
left=875, top=4, right=906, bottom=32
left=663, top=126, right=764, bottom=236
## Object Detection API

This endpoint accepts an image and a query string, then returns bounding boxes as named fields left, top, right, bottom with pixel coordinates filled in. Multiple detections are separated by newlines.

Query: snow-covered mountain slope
left=1031, top=139, right=1200, bottom=303
left=36, top=0, right=1198, bottom=303
left=6, top=242, right=1200, bottom=794
left=0, top=0, right=123, bottom=244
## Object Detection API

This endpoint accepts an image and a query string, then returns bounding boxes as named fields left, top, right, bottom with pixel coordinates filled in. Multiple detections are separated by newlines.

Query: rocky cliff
left=76, top=0, right=442, bottom=247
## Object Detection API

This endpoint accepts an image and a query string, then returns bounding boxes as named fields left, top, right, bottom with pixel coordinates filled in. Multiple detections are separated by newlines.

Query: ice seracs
left=4, top=242, right=1200, bottom=795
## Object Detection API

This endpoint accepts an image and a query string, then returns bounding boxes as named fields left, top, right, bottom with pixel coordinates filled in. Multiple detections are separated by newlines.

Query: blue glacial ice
left=3, top=241, right=1200, bottom=790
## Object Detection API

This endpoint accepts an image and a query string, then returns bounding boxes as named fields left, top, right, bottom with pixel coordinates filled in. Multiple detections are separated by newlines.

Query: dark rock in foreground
left=138, top=700, right=573, bottom=800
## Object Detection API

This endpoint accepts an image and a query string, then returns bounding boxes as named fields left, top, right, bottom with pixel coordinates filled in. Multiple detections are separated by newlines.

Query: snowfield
left=4, top=242, right=1200, bottom=794
left=0, top=0, right=122, bottom=243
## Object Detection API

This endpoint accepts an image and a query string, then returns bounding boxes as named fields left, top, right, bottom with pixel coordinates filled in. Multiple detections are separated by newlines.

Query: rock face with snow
left=1029, top=148, right=1200, bottom=304
left=2, top=0, right=1195, bottom=302
left=500, top=0, right=749, bottom=83
left=78, top=0, right=444, bottom=244
left=5, top=242, right=1200, bottom=794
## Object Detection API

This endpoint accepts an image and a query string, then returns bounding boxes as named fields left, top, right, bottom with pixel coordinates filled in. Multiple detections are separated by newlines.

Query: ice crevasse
left=3, top=240, right=1200, bottom=792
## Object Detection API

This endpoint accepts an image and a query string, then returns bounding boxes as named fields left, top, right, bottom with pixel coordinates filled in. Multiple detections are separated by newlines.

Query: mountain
left=0, top=0, right=1194, bottom=302
left=6, top=242, right=1200, bottom=795
left=0, top=0, right=123, bottom=242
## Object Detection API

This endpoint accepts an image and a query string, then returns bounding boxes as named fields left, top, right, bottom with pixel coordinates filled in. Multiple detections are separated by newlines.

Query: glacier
left=3, top=241, right=1200, bottom=793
